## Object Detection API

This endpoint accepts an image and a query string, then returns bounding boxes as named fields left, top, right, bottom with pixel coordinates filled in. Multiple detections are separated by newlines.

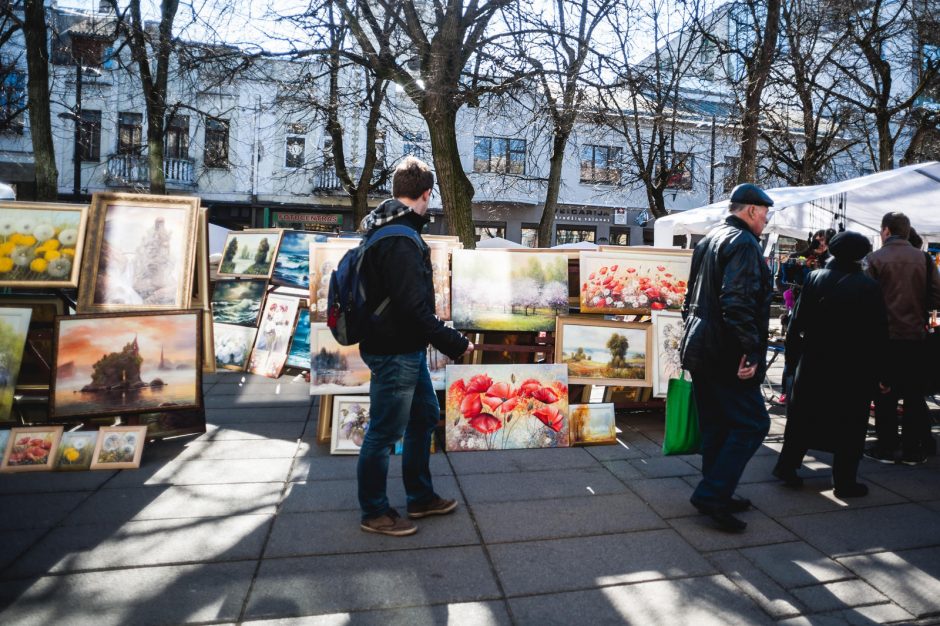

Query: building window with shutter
left=117, top=112, right=142, bottom=155
left=165, top=115, right=190, bottom=160
left=286, top=123, right=306, bottom=168
left=204, top=117, right=229, bottom=168
left=78, top=109, right=101, bottom=161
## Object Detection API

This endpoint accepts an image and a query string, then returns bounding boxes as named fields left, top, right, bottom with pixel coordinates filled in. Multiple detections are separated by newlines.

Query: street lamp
left=57, top=63, right=101, bottom=199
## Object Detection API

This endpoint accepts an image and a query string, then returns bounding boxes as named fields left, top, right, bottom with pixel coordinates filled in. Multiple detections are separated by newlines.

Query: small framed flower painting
left=90, top=425, right=148, bottom=470
left=213, top=323, right=257, bottom=372
left=54, top=430, right=99, bottom=471
left=0, top=426, right=63, bottom=472
left=330, top=396, right=371, bottom=455
left=579, top=248, right=692, bottom=315
left=651, top=310, right=686, bottom=398
left=555, top=316, right=652, bottom=387
left=569, top=403, right=616, bottom=446
left=0, top=201, right=88, bottom=289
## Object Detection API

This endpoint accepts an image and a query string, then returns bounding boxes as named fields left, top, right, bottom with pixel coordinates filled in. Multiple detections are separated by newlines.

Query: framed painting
left=211, top=279, right=267, bottom=327
left=52, top=310, right=203, bottom=419
left=272, top=230, right=327, bottom=289
left=213, top=323, right=258, bottom=371
left=247, top=293, right=300, bottom=378
left=330, top=396, right=371, bottom=455
left=309, top=322, right=370, bottom=395
left=579, top=248, right=692, bottom=315
left=445, top=363, right=569, bottom=452
left=77, top=193, right=200, bottom=312
left=0, top=307, right=32, bottom=421
left=651, top=310, right=686, bottom=398
left=0, top=430, right=7, bottom=465
left=0, top=426, right=63, bottom=472
left=54, top=430, right=99, bottom=471
left=427, top=325, right=454, bottom=391
left=569, top=403, right=616, bottom=445
left=90, top=425, right=148, bottom=470
left=427, top=240, right=453, bottom=320
left=0, top=201, right=88, bottom=288
left=316, top=394, right=333, bottom=443
left=451, top=249, right=569, bottom=332
left=555, top=316, right=652, bottom=387
left=1, top=296, right=65, bottom=392
left=217, top=229, right=283, bottom=279
left=286, top=308, right=311, bottom=370
left=310, top=239, right=360, bottom=322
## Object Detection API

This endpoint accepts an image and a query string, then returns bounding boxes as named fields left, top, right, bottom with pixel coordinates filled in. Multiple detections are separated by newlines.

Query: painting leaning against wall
left=309, top=323, right=370, bottom=395
left=556, top=316, right=652, bottom=387
left=651, top=310, right=686, bottom=398
left=0, top=307, right=32, bottom=421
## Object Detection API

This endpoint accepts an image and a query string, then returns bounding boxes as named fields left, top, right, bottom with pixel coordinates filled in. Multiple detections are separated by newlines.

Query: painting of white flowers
left=213, top=323, right=258, bottom=371
left=330, top=396, right=371, bottom=455
left=652, top=310, right=686, bottom=398
left=0, top=202, right=88, bottom=288
left=90, top=425, right=147, bottom=470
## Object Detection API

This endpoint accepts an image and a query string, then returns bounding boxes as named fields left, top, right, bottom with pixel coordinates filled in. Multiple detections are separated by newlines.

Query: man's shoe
left=863, top=447, right=897, bottom=464
left=360, top=509, right=417, bottom=536
left=900, top=453, right=927, bottom=466
left=729, top=495, right=752, bottom=513
left=834, top=483, right=869, bottom=498
left=772, top=466, right=804, bottom=488
left=707, top=510, right=748, bottom=533
left=407, top=497, right=458, bottom=519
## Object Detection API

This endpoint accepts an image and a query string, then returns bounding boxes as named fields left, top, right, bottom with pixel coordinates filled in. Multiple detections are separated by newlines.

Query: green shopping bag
left=662, top=372, right=701, bottom=455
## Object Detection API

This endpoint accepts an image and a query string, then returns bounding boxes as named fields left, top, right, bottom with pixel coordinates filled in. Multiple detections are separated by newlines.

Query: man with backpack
left=354, top=157, right=473, bottom=536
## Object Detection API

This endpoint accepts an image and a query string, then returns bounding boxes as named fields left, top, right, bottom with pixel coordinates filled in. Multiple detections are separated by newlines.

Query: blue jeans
left=690, top=372, right=770, bottom=510
left=358, top=350, right=439, bottom=521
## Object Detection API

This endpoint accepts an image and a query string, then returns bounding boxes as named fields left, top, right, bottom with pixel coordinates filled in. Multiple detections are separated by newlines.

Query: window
left=922, top=43, right=940, bottom=104
left=473, top=136, right=526, bottom=174
left=521, top=224, right=540, bottom=248
left=474, top=223, right=505, bottom=242
left=204, top=117, right=229, bottom=168
left=555, top=226, right=596, bottom=245
left=165, top=115, right=189, bottom=160
left=723, top=156, right=740, bottom=193
left=78, top=109, right=101, bottom=161
left=580, top=145, right=622, bottom=184
left=402, top=131, right=428, bottom=160
left=71, top=37, right=106, bottom=66
left=286, top=123, right=306, bottom=168
left=664, top=152, right=694, bottom=190
left=609, top=227, right=631, bottom=246
left=0, top=69, right=26, bottom=129
left=117, top=112, right=142, bottom=155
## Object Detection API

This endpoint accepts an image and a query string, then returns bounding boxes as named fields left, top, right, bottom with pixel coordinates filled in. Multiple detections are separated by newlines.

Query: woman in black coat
left=772, top=231, right=889, bottom=497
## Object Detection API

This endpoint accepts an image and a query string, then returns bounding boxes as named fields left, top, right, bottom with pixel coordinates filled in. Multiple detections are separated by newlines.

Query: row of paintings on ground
left=0, top=425, right=147, bottom=472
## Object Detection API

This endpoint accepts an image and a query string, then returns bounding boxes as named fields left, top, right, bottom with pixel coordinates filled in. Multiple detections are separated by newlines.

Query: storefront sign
left=613, top=208, right=627, bottom=225
left=272, top=211, right=344, bottom=232
left=554, top=207, right=612, bottom=223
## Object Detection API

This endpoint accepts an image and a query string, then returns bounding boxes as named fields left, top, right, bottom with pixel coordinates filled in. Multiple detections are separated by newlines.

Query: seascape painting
left=286, top=309, right=311, bottom=370
left=556, top=317, right=651, bottom=387
left=213, top=323, right=258, bottom=371
left=90, top=425, right=148, bottom=469
left=579, top=249, right=692, bottom=315
left=272, top=231, right=327, bottom=289
left=652, top=310, right=685, bottom=397
left=1, top=426, right=63, bottom=472
left=569, top=403, right=617, bottom=445
left=247, top=294, right=300, bottom=378
left=54, top=431, right=99, bottom=471
left=309, top=323, right=370, bottom=395
left=52, top=311, right=202, bottom=419
left=445, top=363, right=569, bottom=452
left=310, top=240, right=359, bottom=321
left=330, top=396, right=371, bottom=455
left=211, top=279, right=267, bottom=327
left=0, top=308, right=32, bottom=421
left=218, top=230, right=282, bottom=278
left=0, top=202, right=87, bottom=288
left=451, top=250, right=568, bottom=332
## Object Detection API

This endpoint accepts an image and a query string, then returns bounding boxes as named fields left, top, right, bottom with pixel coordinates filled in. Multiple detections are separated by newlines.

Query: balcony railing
left=106, top=154, right=196, bottom=187
left=314, top=166, right=389, bottom=195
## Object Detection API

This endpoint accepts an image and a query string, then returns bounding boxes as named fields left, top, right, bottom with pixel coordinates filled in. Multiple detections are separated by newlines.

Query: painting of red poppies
left=445, top=364, right=569, bottom=451
left=579, top=249, right=692, bottom=314
left=1, top=426, right=63, bottom=472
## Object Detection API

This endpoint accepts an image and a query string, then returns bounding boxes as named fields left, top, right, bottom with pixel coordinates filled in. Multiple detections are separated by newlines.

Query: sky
left=58, top=314, right=197, bottom=371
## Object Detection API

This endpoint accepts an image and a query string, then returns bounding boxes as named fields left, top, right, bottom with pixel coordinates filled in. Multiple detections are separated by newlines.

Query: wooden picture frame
left=0, top=201, right=88, bottom=288
left=54, top=430, right=99, bottom=471
left=77, top=192, right=200, bottom=313
left=0, top=426, right=64, bottom=472
left=194, top=207, right=215, bottom=373
left=90, top=425, right=148, bottom=470
left=555, top=315, right=652, bottom=387
left=569, top=403, right=617, bottom=446
left=579, top=248, right=692, bottom=315
left=330, top=395, right=371, bottom=455
left=316, top=394, right=333, bottom=443
left=216, top=228, right=283, bottom=280
left=651, top=310, right=685, bottom=398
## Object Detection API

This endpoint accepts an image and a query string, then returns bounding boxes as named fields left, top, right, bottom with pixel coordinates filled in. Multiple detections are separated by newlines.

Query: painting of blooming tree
left=451, top=250, right=569, bottom=331
left=445, top=364, right=569, bottom=451
left=652, top=310, right=686, bottom=397
left=579, top=249, right=692, bottom=314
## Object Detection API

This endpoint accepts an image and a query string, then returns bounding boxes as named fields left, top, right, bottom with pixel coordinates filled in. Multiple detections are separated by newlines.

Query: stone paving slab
left=176, top=438, right=301, bottom=461
left=0, top=529, right=45, bottom=571
left=205, top=394, right=313, bottom=409
left=838, top=547, right=940, bottom=617
left=197, top=421, right=307, bottom=442
left=4, top=514, right=273, bottom=578
left=779, top=503, right=940, bottom=557
left=0, top=492, right=89, bottom=530
left=242, top=601, right=513, bottom=625
left=735, top=477, right=907, bottom=518
left=457, top=466, right=627, bottom=504
left=737, top=541, right=853, bottom=589
left=244, top=547, right=501, bottom=619
left=581, top=439, right=652, bottom=461
left=624, top=477, right=700, bottom=519
left=206, top=406, right=312, bottom=422
left=281, top=476, right=461, bottom=514
left=837, top=603, right=917, bottom=624
left=707, top=550, right=804, bottom=619
left=104, top=457, right=295, bottom=488
left=0, top=470, right=116, bottom=495
left=471, top=492, right=666, bottom=544
left=445, top=447, right=598, bottom=474
left=864, top=468, right=940, bottom=501
left=599, top=459, right=645, bottom=482
left=789, top=579, right=889, bottom=614
left=627, top=455, right=699, bottom=478
left=290, top=454, right=452, bottom=482
left=0, top=560, right=255, bottom=626
left=507, top=574, right=773, bottom=625
left=209, top=380, right=312, bottom=396
left=667, top=510, right=798, bottom=552
left=488, top=529, right=713, bottom=597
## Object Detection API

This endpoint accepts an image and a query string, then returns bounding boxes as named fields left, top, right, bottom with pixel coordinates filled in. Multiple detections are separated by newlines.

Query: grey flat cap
left=729, top=183, right=774, bottom=207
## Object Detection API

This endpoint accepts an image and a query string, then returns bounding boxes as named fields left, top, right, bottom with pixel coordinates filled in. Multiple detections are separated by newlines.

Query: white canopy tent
left=476, top=236, right=526, bottom=249
left=653, top=161, right=940, bottom=247
left=0, top=182, right=15, bottom=200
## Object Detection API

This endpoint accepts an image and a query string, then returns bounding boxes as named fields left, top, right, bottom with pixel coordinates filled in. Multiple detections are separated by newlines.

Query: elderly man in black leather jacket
left=679, top=183, right=774, bottom=532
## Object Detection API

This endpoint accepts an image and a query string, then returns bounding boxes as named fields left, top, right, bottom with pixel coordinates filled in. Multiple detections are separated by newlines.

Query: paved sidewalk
left=1, top=371, right=939, bottom=625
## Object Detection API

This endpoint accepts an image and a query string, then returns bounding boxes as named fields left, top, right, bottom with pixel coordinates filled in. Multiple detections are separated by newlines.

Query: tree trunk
left=146, top=107, right=167, bottom=194
left=737, top=0, right=781, bottom=184
left=648, top=187, right=667, bottom=222
left=23, top=0, right=58, bottom=200
left=538, top=131, right=569, bottom=247
left=422, top=101, right=475, bottom=249
left=351, top=186, right=370, bottom=229
left=876, top=113, right=894, bottom=171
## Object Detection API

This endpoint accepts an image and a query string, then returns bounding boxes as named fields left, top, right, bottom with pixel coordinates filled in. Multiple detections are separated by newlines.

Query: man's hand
left=737, top=354, right=758, bottom=380
left=462, top=341, right=475, bottom=358
left=878, top=382, right=891, bottom=394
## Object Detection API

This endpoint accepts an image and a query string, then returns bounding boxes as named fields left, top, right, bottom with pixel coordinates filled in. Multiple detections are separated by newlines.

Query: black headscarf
left=827, top=231, right=871, bottom=264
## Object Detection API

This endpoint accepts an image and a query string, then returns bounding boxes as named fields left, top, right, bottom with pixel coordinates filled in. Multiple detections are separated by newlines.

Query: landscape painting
left=78, top=193, right=199, bottom=312
left=272, top=231, right=327, bottom=289
left=0, top=202, right=88, bottom=288
left=579, top=249, right=692, bottom=315
left=213, top=323, right=257, bottom=371
left=52, top=311, right=202, bottom=419
left=55, top=430, right=99, bottom=471
left=309, top=323, right=370, bottom=395
left=445, top=363, right=569, bottom=451
left=652, top=310, right=685, bottom=397
left=330, top=396, right=371, bottom=455
left=90, top=425, right=148, bottom=470
left=217, top=229, right=282, bottom=279
left=247, top=294, right=300, bottom=378
left=1, top=426, right=63, bottom=472
left=451, top=250, right=568, bottom=331
left=0, top=430, right=8, bottom=464
left=211, top=279, right=267, bottom=327
left=556, top=316, right=651, bottom=387
left=286, top=309, right=311, bottom=370
left=0, top=307, right=32, bottom=421
left=569, top=403, right=617, bottom=445
left=310, top=240, right=359, bottom=322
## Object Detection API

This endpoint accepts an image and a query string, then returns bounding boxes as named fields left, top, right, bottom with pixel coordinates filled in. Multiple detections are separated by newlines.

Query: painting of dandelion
left=569, top=403, right=616, bottom=446
left=90, top=425, right=147, bottom=469
left=330, top=396, right=371, bottom=455
left=54, top=431, right=99, bottom=471
left=309, top=323, right=370, bottom=395
left=652, top=310, right=686, bottom=398
left=1, top=426, right=63, bottom=472
left=272, top=230, right=327, bottom=289
left=213, top=323, right=257, bottom=371
left=445, top=364, right=569, bottom=452
left=217, top=229, right=283, bottom=279
left=0, top=307, right=31, bottom=421
left=556, top=316, right=652, bottom=387
left=247, top=294, right=300, bottom=378
left=0, top=202, right=87, bottom=288
left=211, top=279, right=267, bottom=327
left=310, top=239, right=360, bottom=322
left=579, top=249, right=692, bottom=314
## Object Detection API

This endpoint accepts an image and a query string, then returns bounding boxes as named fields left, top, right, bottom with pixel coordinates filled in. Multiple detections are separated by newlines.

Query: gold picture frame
left=555, top=315, right=652, bottom=387
left=89, top=425, right=148, bottom=470
left=77, top=192, right=200, bottom=313
left=216, top=228, right=284, bottom=280
left=0, top=201, right=88, bottom=289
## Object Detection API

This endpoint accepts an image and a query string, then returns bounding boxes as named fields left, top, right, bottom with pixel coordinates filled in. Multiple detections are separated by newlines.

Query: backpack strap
left=359, top=223, right=425, bottom=319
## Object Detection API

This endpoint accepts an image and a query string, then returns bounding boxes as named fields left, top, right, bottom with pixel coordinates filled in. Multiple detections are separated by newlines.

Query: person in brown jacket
left=865, top=212, right=940, bottom=465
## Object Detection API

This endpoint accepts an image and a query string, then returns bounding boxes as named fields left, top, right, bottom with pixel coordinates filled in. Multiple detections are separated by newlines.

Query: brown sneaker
left=360, top=509, right=417, bottom=536
left=407, top=497, right=458, bottom=519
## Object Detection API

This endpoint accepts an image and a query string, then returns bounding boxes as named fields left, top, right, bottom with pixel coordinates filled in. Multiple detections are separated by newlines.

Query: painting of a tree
left=556, top=318, right=651, bottom=386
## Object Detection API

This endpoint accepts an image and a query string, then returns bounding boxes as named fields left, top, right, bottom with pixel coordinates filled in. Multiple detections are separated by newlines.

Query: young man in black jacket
left=357, top=157, right=473, bottom=536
